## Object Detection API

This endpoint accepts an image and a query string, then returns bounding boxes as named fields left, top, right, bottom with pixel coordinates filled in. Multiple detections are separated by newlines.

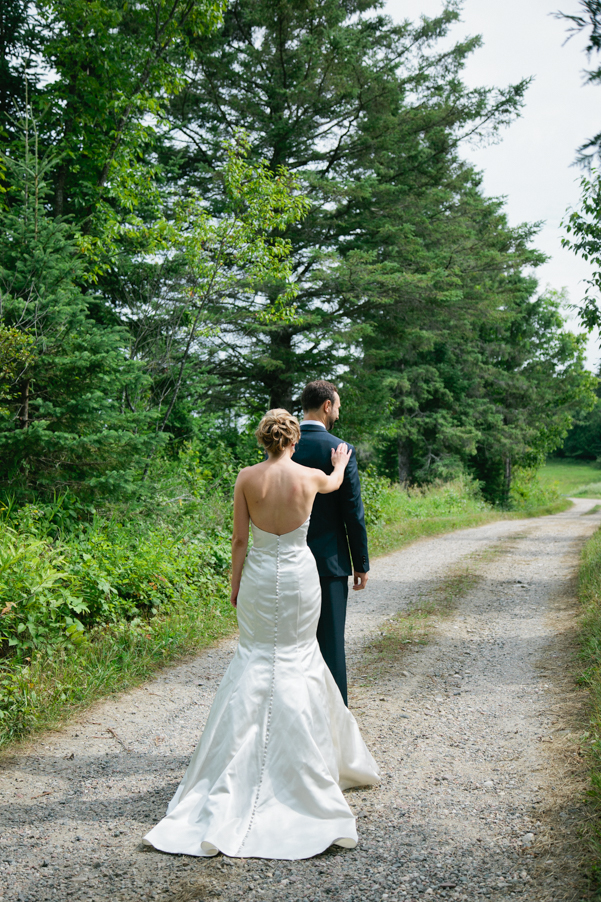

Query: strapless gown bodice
left=237, top=518, right=318, bottom=651
left=144, top=517, right=379, bottom=860
left=249, top=516, right=311, bottom=550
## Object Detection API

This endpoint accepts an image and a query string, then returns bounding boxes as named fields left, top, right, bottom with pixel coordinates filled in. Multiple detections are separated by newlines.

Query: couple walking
left=144, top=381, right=379, bottom=860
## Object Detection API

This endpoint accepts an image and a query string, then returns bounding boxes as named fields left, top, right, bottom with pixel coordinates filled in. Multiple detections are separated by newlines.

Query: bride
left=144, top=409, right=379, bottom=860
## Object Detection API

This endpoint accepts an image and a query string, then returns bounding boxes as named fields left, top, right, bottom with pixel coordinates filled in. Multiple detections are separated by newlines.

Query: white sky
left=384, top=0, right=601, bottom=370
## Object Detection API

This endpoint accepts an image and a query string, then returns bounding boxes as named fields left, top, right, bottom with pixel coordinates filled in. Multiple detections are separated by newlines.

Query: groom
left=293, top=380, right=369, bottom=705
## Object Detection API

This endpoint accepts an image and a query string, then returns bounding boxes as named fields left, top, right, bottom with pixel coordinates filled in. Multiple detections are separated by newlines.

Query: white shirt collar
left=301, top=419, right=326, bottom=429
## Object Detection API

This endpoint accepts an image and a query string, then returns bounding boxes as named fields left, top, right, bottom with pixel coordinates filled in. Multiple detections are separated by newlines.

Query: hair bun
left=255, top=409, right=301, bottom=454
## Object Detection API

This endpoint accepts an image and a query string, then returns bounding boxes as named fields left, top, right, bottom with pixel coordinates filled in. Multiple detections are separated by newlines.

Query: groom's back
left=294, top=427, right=337, bottom=473
left=293, top=426, right=367, bottom=578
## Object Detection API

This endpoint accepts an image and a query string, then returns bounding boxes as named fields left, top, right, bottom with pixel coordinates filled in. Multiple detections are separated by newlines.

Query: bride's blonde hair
left=255, top=408, right=301, bottom=454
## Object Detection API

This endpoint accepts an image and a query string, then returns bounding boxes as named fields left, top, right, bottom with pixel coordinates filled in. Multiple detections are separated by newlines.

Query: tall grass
left=576, top=526, right=601, bottom=883
left=540, top=460, right=601, bottom=498
left=369, top=472, right=568, bottom=558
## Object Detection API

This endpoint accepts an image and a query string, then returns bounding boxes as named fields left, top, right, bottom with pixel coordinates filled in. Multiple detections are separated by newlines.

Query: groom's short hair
left=302, top=380, right=339, bottom=412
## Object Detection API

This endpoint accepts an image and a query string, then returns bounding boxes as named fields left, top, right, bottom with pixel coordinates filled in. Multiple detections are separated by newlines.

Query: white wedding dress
left=143, top=517, right=379, bottom=860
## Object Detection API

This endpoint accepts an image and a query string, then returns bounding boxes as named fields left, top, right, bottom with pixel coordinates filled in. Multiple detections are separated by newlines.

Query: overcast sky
left=384, top=0, right=600, bottom=369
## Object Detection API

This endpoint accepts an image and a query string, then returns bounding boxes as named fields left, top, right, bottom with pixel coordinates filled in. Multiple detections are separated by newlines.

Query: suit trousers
left=316, top=576, right=349, bottom=706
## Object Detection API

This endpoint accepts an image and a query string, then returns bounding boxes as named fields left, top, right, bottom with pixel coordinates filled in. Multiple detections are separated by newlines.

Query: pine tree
left=557, top=2, right=601, bottom=330
left=0, top=120, right=161, bottom=498
left=148, top=0, right=529, bottom=412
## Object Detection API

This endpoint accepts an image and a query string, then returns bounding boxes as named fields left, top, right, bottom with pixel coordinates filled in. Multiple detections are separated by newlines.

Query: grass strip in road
left=360, top=566, right=480, bottom=685
left=359, top=537, right=515, bottom=686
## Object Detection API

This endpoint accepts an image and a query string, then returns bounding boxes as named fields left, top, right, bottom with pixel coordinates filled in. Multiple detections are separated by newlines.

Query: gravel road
left=1, top=499, right=599, bottom=902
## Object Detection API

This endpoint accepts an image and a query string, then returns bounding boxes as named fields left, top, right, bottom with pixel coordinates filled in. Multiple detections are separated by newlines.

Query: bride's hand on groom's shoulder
left=331, top=442, right=351, bottom=469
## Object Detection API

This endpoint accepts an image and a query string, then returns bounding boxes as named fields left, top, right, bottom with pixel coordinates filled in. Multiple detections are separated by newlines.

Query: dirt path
left=1, top=500, right=600, bottom=902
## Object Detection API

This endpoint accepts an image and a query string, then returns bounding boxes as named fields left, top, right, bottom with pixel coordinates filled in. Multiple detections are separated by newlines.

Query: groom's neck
left=303, top=411, right=328, bottom=427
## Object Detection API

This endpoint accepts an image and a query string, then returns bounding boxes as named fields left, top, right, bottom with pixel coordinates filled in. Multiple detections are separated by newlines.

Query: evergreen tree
left=0, top=0, right=29, bottom=137
left=340, top=159, right=594, bottom=497
left=554, top=371, right=601, bottom=461
left=0, top=128, right=160, bottom=497
left=558, top=2, right=601, bottom=330
left=147, top=0, right=528, bottom=412
left=557, top=0, right=601, bottom=164
left=0, top=0, right=226, bottom=274
left=471, top=290, right=594, bottom=502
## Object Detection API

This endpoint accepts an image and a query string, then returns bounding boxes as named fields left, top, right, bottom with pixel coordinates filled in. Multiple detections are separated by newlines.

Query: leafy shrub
left=65, top=523, right=231, bottom=624
left=0, top=526, right=87, bottom=660
left=178, top=433, right=263, bottom=498
left=0, top=663, right=40, bottom=727
left=509, top=467, right=560, bottom=511
left=360, top=468, right=390, bottom=525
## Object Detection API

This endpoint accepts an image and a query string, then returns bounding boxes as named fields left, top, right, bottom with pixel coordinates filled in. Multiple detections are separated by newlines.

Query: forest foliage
left=0, top=0, right=595, bottom=506
left=559, top=1, right=601, bottom=336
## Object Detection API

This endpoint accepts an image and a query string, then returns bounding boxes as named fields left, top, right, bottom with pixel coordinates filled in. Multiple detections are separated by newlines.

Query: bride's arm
left=231, top=475, right=250, bottom=607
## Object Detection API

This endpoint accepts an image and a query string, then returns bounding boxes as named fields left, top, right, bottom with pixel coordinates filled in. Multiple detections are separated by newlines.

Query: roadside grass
left=574, top=484, right=601, bottom=499
left=540, top=460, right=601, bottom=498
left=0, top=473, right=568, bottom=750
left=577, top=525, right=601, bottom=885
left=370, top=478, right=569, bottom=559
left=0, top=597, right=236, bottom=750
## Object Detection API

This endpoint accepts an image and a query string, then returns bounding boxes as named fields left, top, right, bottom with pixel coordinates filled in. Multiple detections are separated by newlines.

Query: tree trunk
left=54, top=162, right=68, bottom=218
left=266, top=329, right=294, bottom=411
left=19, top=379, right=29, bottom=428
left=397, top=438, right=411, bottom=486
left=269, top=382, right=294, bottom=411
left=503, top=454, right=512, bottom=505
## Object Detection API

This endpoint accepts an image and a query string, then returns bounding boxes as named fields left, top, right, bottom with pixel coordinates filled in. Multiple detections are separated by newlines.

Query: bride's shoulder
left=292, top=460, right=326, bottom=480
left=236, top=461, right=266, bottom=481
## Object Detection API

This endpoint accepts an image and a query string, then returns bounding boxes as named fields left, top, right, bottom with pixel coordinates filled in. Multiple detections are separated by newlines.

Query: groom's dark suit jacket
left=293, top=423, right=369, bottom=577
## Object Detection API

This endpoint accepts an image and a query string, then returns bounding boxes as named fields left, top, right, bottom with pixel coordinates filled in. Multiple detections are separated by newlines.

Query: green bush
left=509, top=467, right=561, bottom=511
left=0, top=518, right=231, bottom=647
left=360, top=468, right=390, bottom=526
left=0, top=443, right=236, bottom=731
left=65, top=523, right=231, bottom=625
left=0, top=525, right=87, bottom=661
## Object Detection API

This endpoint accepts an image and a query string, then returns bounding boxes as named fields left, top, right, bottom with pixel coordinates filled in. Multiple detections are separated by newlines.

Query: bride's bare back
left=230, top=443, right=350, bottom=606
left=235, top=444, right=350, bottom=536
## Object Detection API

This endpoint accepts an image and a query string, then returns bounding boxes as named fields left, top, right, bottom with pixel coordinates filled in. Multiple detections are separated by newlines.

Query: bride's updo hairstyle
left=255, top=408, right=301, bottom=455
